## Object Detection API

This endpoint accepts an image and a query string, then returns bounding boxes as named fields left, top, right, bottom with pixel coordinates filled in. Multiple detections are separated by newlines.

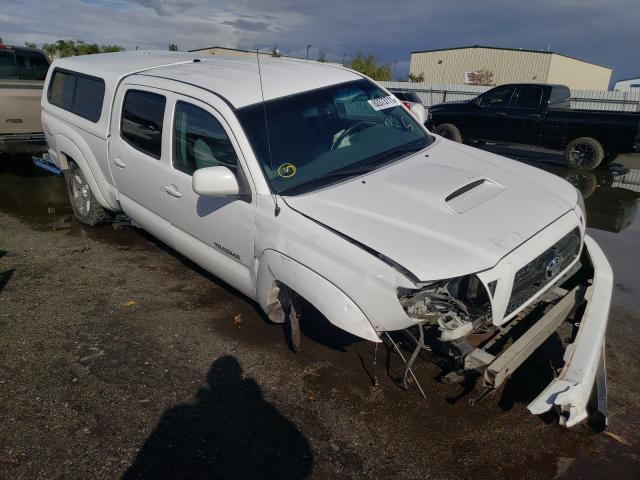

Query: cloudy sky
left=1, top=0, right=638, bottom=83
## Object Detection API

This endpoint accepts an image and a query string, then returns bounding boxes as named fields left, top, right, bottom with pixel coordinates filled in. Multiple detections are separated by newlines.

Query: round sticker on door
left=277, top=163, right=297, bottom=178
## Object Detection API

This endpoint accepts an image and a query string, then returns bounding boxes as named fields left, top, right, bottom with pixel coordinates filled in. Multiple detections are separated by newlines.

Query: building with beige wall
left=410, top=46, right=612, bottom=90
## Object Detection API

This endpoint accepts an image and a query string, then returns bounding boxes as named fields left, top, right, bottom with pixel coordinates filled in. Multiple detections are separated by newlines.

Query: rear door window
left=15, top=50, right=49, bottom=80
left=0, top=50, right=17, bottom=79
left=121, top=90, right=166, bottom=159
left=514, top=86, right=543, bottom=109
left=480, top=86, right=515, bottom=107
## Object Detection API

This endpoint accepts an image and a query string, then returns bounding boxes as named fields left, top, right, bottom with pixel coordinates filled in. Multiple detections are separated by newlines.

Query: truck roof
left=50, top=50, right=361, bottom=109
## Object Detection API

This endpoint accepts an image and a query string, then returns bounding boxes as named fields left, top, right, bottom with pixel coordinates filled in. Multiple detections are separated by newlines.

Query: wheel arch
left=256, top=249, right=381, bottom=343
left=54, top=134, right=117, bottom=210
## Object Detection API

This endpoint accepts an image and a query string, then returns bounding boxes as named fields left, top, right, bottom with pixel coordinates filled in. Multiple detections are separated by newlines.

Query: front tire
left=564, top=137, right=604, bottom=171
left=434, top=123, right=463, bottom=143
left=64, top=162, right=113, bottom=226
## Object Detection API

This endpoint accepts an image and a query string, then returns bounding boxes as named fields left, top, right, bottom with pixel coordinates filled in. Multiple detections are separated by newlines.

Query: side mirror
left=192, top=166, right=240, bottom=197
left=409, top=103, right=426, bottom=125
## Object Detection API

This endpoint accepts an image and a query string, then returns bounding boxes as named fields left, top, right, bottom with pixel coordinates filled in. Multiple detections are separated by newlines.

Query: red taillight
left=402, top=101, right=411, bottom=110
left=0, top=44, right=8, bottom=50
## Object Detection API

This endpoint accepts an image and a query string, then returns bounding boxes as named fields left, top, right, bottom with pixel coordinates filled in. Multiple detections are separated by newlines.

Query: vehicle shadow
left=123, top=355, right=313, bottom=480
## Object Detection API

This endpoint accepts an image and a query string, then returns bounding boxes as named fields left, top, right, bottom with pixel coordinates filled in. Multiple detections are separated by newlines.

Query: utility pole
left=306, top=44, right=311, bottom=60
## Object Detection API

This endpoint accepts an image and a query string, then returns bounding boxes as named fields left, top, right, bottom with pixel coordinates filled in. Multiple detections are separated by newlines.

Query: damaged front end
left=392, top=234, right=612, bottom=429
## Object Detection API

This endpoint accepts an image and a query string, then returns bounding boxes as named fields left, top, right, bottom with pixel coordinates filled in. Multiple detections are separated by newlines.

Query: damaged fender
left=256, top=249, right=381, bottom=343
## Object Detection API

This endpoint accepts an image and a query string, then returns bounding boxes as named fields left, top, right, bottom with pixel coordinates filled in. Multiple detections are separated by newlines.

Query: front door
left=472, top=85, right=516, bottom=142
left=110, top=86, right=175, bottom=247
left=162, top=96, right=255, bottom=297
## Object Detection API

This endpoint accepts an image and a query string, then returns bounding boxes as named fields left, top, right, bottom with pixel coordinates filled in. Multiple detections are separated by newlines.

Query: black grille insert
left=506, top=228, right=581, bottom=315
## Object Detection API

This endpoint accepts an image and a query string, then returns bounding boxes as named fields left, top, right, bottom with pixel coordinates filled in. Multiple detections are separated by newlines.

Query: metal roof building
left=613, top=77, right=640, bottom=92
left=409, top=45, right=612, bottom=90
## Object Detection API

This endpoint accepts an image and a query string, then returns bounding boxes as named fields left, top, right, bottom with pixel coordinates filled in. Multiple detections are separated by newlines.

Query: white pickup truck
left=42, top=51, right=612, bottom=428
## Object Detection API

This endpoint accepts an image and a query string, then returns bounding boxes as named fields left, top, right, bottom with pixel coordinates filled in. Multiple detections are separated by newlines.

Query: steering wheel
left=331, top=121, right=375, bottom=150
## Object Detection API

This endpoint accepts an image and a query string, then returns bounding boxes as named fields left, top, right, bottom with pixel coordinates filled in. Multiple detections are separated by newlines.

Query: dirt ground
left=1, top=149, right=639, bottom=479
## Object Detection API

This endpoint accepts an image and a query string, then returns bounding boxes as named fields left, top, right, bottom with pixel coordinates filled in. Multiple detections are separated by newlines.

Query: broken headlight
left=397, top=275, right=491, bottom=341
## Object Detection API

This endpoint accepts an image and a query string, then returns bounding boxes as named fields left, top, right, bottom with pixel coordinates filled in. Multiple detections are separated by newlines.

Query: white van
left=42, top=51, right=612, bottom=428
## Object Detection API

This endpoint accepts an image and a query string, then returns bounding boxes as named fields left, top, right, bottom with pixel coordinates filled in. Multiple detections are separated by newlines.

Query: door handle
left=528, top=113, right=542, bottom=118
left=113, top=157, right=127, bottom=168
left=164, top=184, right=183, bottom=198
left=495, top=112, right=507, bottom=116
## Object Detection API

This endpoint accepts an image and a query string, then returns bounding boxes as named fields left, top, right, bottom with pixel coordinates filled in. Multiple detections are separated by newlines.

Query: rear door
left=504, top=85, right=546, bottom=145
left=109, top=85, right=175, bottom=247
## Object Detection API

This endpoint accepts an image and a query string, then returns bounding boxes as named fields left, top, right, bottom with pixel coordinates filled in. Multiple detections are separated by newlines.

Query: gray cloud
left=222, top=19, right=271, bottom=32
left=1, top=0, right=637, bottom=82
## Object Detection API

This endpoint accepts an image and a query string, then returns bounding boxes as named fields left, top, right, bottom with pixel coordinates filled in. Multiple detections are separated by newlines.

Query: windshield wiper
left=280, top=167, right=373, bottom=195
left=368, top=139, right=428, bottom=166
left=280, top=139, right=429, bottom=196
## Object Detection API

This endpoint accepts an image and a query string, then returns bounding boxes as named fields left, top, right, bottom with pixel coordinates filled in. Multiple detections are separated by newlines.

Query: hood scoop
left=444, top=178, right=505, bottom=213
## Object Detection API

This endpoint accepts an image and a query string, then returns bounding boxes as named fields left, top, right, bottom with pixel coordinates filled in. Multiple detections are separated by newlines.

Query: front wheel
left=434, top=123, right=462, bottom=143
left=564, top=137, right=604, bottom=171
left=64, top=162, right=113, bottom=226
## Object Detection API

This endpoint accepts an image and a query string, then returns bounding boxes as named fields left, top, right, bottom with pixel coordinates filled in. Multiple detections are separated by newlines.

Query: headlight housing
left=397, top=275, right=492, bottom=341
left=397, top=275, right=490, bottom=322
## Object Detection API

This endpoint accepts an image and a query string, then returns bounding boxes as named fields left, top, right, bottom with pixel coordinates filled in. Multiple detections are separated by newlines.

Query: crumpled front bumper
left=527, top=235, right=613, bottom=427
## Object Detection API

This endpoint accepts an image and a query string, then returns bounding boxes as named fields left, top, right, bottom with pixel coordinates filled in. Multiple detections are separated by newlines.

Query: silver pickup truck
left=0, top=44, right=49, bottom=154
left=41, top=51, right=613, bottom=428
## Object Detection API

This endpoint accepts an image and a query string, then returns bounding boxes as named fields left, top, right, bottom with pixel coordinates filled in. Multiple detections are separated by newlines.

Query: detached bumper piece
left=527, top=236, right=612, bottom=427
left=466, top=235, right=612, bottom=428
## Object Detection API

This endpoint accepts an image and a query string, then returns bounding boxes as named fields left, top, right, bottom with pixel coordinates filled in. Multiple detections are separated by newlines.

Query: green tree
left=24, top=41, right=37, bottom=48
left=317, top=49, right=327, bottom=62
left=101, top=45, right=124, bottom=53
left=408, top=72, right=425, bottom=83
left=40, top=40, right=124, bottom=58
left=168, top=43, right=178, bottom=51
left=349, top=53, right=391, bottom=81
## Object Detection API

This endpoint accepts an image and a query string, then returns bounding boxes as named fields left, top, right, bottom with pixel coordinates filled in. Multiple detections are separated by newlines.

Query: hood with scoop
left=284, top=139, right=579, bottom=281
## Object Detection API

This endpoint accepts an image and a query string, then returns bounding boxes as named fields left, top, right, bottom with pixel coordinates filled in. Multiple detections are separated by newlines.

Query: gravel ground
left=1, top=150, right=639, bottom=479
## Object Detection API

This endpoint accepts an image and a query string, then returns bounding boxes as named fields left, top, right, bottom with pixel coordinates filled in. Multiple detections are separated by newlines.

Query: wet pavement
left=0, top=148, right=639, bottom=479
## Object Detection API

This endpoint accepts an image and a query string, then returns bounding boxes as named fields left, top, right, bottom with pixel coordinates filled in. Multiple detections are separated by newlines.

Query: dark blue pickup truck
left=426, top=83, right=640, bottom=170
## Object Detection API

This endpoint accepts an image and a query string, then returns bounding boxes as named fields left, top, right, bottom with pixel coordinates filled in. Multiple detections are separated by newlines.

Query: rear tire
left=564, top=137, right=604, bottom=171
left=64, top=162, right=113, bottom=226
left=434, top=123, right=462, bottom=143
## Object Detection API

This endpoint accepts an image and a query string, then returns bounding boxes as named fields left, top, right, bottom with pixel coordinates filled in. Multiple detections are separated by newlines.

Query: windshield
left=237, top=79, right=432, bottom=195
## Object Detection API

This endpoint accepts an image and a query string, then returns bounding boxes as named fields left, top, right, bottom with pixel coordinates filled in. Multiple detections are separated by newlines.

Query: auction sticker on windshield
left=368, top=96, right=401, bottom=111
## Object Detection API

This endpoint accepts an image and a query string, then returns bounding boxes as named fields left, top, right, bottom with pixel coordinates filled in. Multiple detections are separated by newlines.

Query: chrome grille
left=506, top=228, right=581, bottom=315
